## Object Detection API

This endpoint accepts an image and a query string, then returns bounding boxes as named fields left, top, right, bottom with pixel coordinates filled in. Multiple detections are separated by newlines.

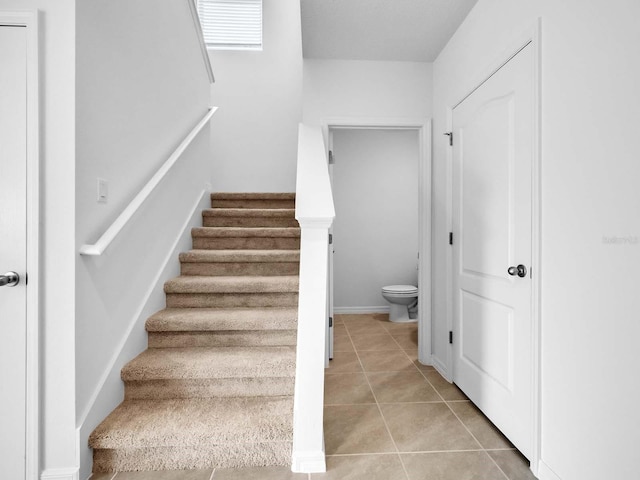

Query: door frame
left=322, top=117, right=432, bottom=365
left=445, top=20, right=542, bottom=475
left=0, top=10, right=40, bottom=479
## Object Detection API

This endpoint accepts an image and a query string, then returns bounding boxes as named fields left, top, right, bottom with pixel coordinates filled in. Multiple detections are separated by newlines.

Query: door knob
left=0, top=271, right=20, bottom=287
left=507, top=265, right=527, bottom=278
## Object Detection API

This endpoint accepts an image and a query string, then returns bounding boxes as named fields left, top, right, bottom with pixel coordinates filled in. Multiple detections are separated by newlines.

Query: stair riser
left=181, top=262, right=299, bottom=276
left=211, top=199, right=295, bottom=209
left=203, top=217, right=299, bottom=228
left=148, top=330, right=297, bottom=348
left=124, top=377, right=294, bottom=400
left=93, top=442, right=292, bottom=472
left=192, top=237, right=300, bottom=250
left=166, top=293, right=298, bottom=308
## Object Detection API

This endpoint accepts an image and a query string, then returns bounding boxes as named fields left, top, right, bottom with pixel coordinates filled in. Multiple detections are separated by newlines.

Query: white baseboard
left=291, top=450, right=326, bottom=473
left=536, top=460, right=562, bottom=480
left=41, top=467, right=79, bottom=480
left=333, top=306, right=390, bottom=314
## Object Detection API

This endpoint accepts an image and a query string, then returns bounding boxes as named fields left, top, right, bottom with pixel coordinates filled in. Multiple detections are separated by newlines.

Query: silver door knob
left=507, top=265, right=527, bottom=278
left=0, top=271, right=20, bottom=287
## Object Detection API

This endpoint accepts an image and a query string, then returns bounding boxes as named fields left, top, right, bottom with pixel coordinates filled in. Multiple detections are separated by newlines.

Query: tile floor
left=90, top=313, right=537, bottom=480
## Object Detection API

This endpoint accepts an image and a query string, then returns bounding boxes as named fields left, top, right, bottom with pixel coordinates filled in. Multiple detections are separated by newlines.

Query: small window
left=197, top=0, right=263, bottom=51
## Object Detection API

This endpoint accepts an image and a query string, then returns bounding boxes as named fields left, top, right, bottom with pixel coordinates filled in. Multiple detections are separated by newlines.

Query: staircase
left=89, top=193, right=300, bottom=473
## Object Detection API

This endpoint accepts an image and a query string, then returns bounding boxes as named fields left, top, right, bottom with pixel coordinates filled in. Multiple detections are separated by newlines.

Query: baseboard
left=333, top=306, right=390, bottom=314
left=41, top=467, right=79, bottom=480
left=291, top=450, right=326, bottom=473
left=536, top=460, right=562, bottom=480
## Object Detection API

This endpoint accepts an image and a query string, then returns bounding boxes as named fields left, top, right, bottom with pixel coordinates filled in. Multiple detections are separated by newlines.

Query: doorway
left=324, top=119, right=432, bottom=366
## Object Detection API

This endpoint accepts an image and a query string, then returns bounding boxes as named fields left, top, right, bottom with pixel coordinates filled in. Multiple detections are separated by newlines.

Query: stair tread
left=164, top=275, right=299, bottom=293
left=122, top=346, right=296, bottom=381
left=203, top=208, right=296, bottom=217
left=89, top=396, right=293, bottom=449
left=179, top=249, right=300, bottom=263
left=192, top=227, right=301, bottom=238
left=146, top=307, right=297, bottom=332
left=211, top=193, right=295, bottom=200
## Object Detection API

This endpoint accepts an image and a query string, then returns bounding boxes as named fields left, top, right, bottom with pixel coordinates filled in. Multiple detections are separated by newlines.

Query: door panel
left=0, top=25, right=28, bottom=479
left=453, top=43, right=534, bottom=459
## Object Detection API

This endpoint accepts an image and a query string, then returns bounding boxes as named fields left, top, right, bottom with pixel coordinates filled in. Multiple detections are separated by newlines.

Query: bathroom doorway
left=325, top=119, right=432, bottom=365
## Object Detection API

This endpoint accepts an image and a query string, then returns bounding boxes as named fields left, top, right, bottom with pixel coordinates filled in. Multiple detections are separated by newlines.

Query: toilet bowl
left=381, top=285, right=418, bottom=323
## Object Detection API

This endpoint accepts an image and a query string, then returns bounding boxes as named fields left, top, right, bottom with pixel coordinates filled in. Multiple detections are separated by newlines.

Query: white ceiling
left=300, top=0, right=479, bottom=62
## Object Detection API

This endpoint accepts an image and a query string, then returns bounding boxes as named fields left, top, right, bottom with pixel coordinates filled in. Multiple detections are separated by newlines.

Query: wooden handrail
left=79, top=107, right=218, bottom=256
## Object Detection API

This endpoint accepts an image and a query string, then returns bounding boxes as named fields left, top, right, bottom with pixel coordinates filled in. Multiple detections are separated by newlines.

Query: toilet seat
left=382, top=285, right=418, bottom=296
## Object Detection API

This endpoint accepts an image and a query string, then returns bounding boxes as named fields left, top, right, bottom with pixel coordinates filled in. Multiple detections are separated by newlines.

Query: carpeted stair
left=89, top=193, right=300, bottom=473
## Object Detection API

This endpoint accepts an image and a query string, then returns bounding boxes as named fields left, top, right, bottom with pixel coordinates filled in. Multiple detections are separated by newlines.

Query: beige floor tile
left=344, top=322, right=389, bottom=336
left=311, top=454, right=408, bottom=480
left=358, top=350, right=415, bottom=372
left=488, top=450, right=537, bottom=480
left=351, top=334, right=401, bottom=351
left=380, top=321, right=418, bottom=333
left=401, top=452, right=506, bottom=480
left=327, top=351, right=363, bottom=373
left=324, top=405, right=396, bottom=454
left=90, top=474, right=116, bottom=480
left=391, top=330, right=418, bottom=350
left=116, top=470, right=213, bottom=480
left=412, top=360, right=435, bottom=372
left=325, top=373, right=376, bottom=405
left=421, top=371, right=468, bottom=401
left=448, top=401, right=513, bottom=449
left=333, top=334, right=355, bottom=352
left=367, top=371, right=441, bottom=403
left=213, top=466, right=306, bottom=479
left=380, top=403, right=480, bottom=452
left=333, top=324, right=348, bottom=336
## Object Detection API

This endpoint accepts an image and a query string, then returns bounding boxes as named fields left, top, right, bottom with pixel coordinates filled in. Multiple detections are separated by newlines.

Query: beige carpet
left=89, top=193, right=299, bottom=473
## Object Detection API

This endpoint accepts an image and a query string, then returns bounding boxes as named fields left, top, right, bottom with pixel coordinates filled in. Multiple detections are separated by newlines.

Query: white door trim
left=444, top=20, right=542, bottom=476
left=0, top=10, right=40, bottom=479
left=322, top=117, right=432, bottom=365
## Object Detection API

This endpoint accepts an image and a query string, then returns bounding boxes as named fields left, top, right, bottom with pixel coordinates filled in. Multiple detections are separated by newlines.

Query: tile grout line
left=443, top=400, right=511, bottom=480
left=208, top=468, right=215, bottom=480
left=344, top=318, right=412, bottom=480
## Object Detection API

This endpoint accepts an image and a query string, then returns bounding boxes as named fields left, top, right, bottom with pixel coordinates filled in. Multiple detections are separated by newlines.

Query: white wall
left=303, top=59, right=432, bottom=125
left=332, top=129, right=419, bottom=310
left=207, top=0, right=303, bottom=193
left=75, top=1, right=212, bottom=477
left=432, top=1, right=640, bottom=479
left=0, top=0, right=77, bottom=476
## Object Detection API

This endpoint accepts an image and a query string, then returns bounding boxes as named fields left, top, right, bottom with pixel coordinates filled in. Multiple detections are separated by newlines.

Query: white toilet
left=381, top=285, right=418, bottom=323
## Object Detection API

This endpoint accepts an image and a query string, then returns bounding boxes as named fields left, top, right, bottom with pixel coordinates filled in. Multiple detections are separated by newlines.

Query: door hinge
left=444, top=132, right=453, bottom=146
left=449, top=232, right=453, bottom=245
left=329, top=233, right=333, bottom=245
left=329, top=316, right=333, bottom=327
left=449, top=331, right=453, bottom=344
left=328, top=150, right=335, bottom=164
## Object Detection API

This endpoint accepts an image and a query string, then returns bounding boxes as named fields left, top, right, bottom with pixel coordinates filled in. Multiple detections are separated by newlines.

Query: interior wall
left=432, top=1, right=640, bottom=479
left=332, top=129, right=419, bottom=310
left=75, top=1, right=212, bottom=477
left=0, top=0, right=77, bottom=475
left=303, top=59, right=433, bottom=125
left=207, top=0, right=303, bottom=193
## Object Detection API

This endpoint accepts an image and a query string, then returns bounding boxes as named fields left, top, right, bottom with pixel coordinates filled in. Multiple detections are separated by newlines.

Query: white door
left=452, top=43, right=534, bottom=459
left=0, top=25, right=28, bottom=478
